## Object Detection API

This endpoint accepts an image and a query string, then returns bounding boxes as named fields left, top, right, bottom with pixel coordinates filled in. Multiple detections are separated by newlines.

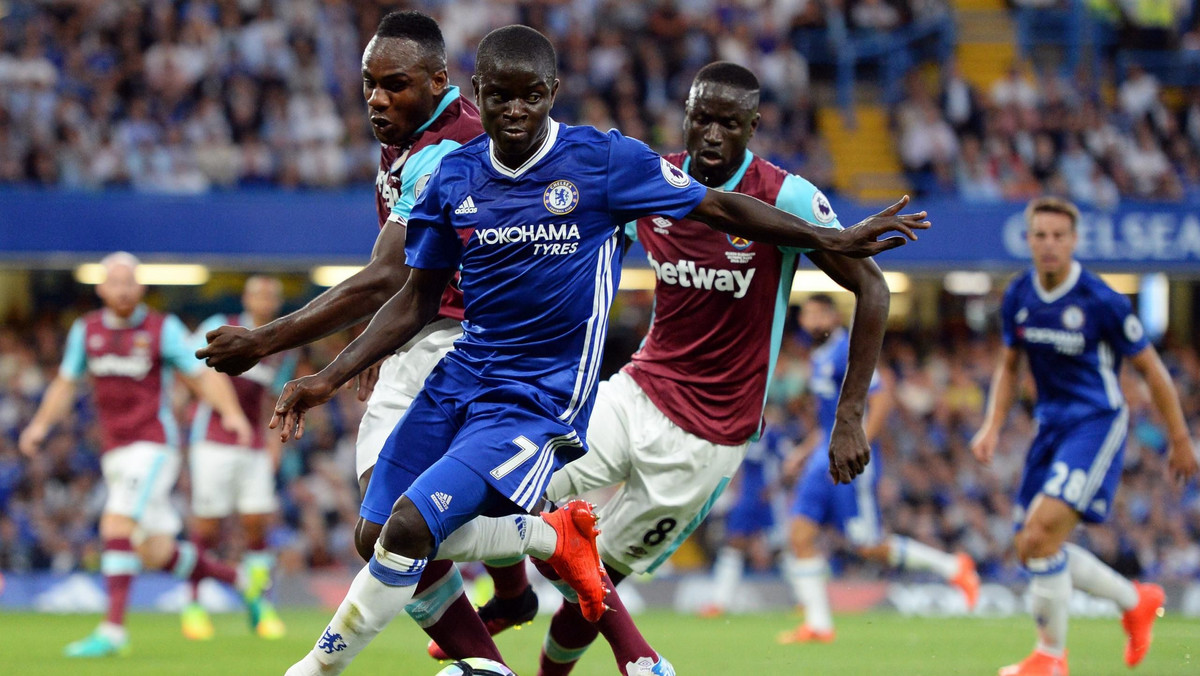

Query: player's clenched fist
left=827, top=420, right=870, bottom=484
left=1167, top=435, right=1200, bottom=482
left=969, top=427, right=998, bottom=466
left=196, top=325, right=264, bottom=376
left=270, top=374, right=339, bottom=442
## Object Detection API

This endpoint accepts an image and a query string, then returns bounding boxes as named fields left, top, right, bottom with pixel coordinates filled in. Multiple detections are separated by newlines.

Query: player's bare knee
left=137, top=535, right=175, bottom=570
left=1015, top=523, right=1058, bottom=563
left=354, top=517, right=383, bottom=562
left=788, top=519, right=819, bottom=557
left=379, top=496, right=435, bottom=559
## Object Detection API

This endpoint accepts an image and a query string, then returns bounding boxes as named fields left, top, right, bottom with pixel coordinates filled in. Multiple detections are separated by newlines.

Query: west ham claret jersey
left=626, top=151, right=841, bottom=445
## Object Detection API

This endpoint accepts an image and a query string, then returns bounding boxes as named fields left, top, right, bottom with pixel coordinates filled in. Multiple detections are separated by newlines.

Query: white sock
left=785, top=555, right=833, bottom=632
left=711, top=546, right=744, bottom=610
left=285, top=546, right=422, bottom=676
left=1063, top=542, right=1138, bottom=610
left=436, top=514, right=557, bottom=562
left=887, top=535, right=960, bottom=580
left=1027, top=550, right=1071, bottom=656
left=97, top=621, right=128, bottom=642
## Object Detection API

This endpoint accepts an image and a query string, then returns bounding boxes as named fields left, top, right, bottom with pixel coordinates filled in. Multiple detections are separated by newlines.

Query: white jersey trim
left=559, top=229, right=618, bottom=425
left=1032, top=261, right=1081, bottom=304
left=511, top=430, right=581, bottom=510
left=488, top=119, right=561, bottom=179
left=1079, top=406, right=1128, bottom=510
left=1097, top=342, right=1122, bottom=409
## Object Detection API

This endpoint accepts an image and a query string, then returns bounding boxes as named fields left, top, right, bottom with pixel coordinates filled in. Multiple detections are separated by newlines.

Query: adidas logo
left=454, top=196, right=477, bottom=215
left=432, top=492, right=453, bottom=512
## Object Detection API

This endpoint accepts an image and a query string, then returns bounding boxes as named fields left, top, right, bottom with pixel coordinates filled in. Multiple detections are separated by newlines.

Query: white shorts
left=189, top=440, right=279, bottom=518
left=100, top=441, right=182, bottom=536
left=355, top=317, right=462, bottom=478
left=546, top=371, right=749, bottom=575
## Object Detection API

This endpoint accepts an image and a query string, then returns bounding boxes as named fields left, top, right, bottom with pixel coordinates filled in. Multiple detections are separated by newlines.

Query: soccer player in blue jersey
left=971, top=197, right=1199, bottom=676
left=274, top=26, right=928, bottom=676
left=780, top=294, right=978, bottom=645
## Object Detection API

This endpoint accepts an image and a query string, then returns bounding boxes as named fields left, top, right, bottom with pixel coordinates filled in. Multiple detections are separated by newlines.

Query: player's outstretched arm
left=18, top=376, right=77, bottom=456
left=970, top=346, right=1021, bottom=465
left=270, top=266, right=455, bottom=442
left=196, top=222, right=411, bottom=375
left=1129, top=346, right=1200, bottom=481
left=806, top=252, right=890, bottom=483
left=688, top=193, right=929, bottom=258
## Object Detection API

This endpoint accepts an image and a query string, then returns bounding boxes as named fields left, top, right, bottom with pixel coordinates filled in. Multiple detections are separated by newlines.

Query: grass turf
left=3, top=609, right=1197, bottom=675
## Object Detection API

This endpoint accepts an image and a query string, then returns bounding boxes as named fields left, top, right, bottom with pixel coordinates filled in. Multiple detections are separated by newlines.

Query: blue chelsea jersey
left=1001, top=261, right=1149, bottom=423
left=405, top=121, right=708, bottom=421
left=808, top=327, right=882, bottom=434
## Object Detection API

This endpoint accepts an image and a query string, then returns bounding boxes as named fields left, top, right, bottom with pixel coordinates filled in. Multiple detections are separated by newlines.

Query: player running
left=971, top=197, right=1199, bottom=676
left=182, top=276, right=295, bottom=641
left=195, top=11, right=502, bottom=663
left=19, top=252, right=267, bottom=658
left=778, top=293, right=979, bottom=644
left=433, top=61, right=929, bottom=675
left=273, top=33, right=927, bottom=675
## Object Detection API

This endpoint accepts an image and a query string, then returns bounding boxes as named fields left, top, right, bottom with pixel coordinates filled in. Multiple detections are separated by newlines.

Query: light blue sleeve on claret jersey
left=624, top=220, right=639, bottom=242
left=162, top=314, right=205, bottom=376
left=58, top=319, right=87, bottom=381
left=273, top=352, right=298, bottom=394
left=606, top=131, right=707, bottom=224
left=405, top=161, right=463, bottom=270
left=775, top=174, right=842, bottom=255
left=389, top=140, right=464, bottom=225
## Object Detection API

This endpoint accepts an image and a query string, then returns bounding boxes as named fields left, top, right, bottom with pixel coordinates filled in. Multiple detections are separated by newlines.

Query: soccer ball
left=434, top=657, right=516, bottom=676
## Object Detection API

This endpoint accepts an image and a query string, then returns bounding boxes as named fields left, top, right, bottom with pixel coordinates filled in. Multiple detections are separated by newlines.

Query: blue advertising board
left=3, top=190, right=1199, bottom=272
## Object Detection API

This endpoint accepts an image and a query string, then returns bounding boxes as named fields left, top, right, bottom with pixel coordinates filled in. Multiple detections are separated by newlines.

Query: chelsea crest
left=544, top=180, right=579, bottom=215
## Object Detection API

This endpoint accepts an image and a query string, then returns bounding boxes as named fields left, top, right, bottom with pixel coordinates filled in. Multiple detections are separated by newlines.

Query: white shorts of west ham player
left=189, top=440, right=279, bottom=518
left=100, top=441, right=183, bottom=536
left=355, top=317, right=462, bottom=479
left=545, top=370, right=749, bottom=576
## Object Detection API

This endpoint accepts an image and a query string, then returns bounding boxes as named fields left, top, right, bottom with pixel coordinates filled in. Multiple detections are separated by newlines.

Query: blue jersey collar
left=415, top=86, right=460, bottom=135
left=489, top=119, right=561, bottom=179
left=681, top=150, right=754, bottom=191
left=1032, top=260, right=1081, bottom=304
left=811, top=326, right=846, bottom=360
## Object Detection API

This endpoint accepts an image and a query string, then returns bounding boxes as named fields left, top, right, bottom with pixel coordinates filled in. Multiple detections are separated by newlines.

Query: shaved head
left=475, top=25, right=557, bottom=82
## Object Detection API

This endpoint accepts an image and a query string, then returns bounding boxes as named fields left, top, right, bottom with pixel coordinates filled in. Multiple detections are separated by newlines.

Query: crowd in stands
left=896, top=58, right=1200, bottom=206
left=897, top=0, right=1200, bottom=205
left=6, top=1, right=1200, bottom=206
left=2, top=292, right=1199, bottom=586
left=0, top=0, right=834, bottom=193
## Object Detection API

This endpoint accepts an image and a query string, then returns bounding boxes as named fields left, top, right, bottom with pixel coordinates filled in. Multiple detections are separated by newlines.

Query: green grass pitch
left=3, top=609, right=1196, bottom=675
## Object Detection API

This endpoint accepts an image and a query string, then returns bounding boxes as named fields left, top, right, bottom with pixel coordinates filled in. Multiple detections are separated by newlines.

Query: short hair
left=100, top=251, right=141, bottom=283
left=475, top=25, right=557, bottom=81
left=1024, top=196, right=1080, bottom=231
left=693, top=61, right=760, bottom=94
left=101, top=251, right=141, bottom=271
left=374, top=10, right=445, bottom=61
left=806, top=293, right=836, bottom=309
left=244, top=275, right=282, bottom=296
